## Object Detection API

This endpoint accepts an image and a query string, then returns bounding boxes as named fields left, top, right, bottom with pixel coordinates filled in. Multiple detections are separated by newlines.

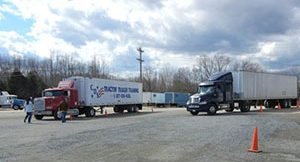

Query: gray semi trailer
left=186, top=71, right=298, bottom=115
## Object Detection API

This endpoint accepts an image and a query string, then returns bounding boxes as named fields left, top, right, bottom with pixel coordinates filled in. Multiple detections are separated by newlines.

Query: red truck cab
left=33, top=80, right=79, bottom=120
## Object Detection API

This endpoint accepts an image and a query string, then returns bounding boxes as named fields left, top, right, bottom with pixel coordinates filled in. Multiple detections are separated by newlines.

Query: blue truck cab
left=186, top=72, right=235, bottom=115
left=11, top=97, right=25, bottom=110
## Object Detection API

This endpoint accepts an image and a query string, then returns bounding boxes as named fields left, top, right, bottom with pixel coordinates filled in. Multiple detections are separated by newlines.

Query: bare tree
left=88, top=55, right=110, bottom=78
left=194, top=54, right=231, bottom=81
left=143, top=66, right=158, bottom=92
left=158, top=64, right=176, bottom=91
left=232, top=59, right=264, bottom=72
left=172, top=67, right=197, bottom=93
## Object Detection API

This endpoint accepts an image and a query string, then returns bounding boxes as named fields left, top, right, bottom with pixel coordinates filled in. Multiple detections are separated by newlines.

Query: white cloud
left=0, top=31, right=33, bottom=57
left=0, top=0, right=300, bottom=75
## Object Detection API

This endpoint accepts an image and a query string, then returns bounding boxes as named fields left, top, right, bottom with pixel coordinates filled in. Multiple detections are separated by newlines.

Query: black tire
left=269, top=103, right=275, bottom=109
left=118, top=108, right=124, bottom=113
left=287, top=100, right=291, bottom=108
left=190, top=111, right=199, bottom=116
left=283, top=100, right=290, bottom=108
left=225, top=107, right=234, bottom=112
left=34, top=115, right=43, bottom=120
left=13, top=105, right=19, bottom=110
left=113, top=107, right=119, bottom=113
left=264, top=100, right=269, bottom=108
left=127, top=107, right=134, bottom=113
left=240, top=104, right=250, bottom=112
left=133, top=106, right=139, bottom=113
left=85, top=107, right=96, bottom=117
left=207, top=104, right=217, bottom=115
left=54, top=111, right=62, bottom=120
left=113, top=107, right=124, bottom=113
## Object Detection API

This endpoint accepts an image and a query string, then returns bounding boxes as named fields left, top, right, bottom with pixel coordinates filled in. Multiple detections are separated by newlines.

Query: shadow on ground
left=40, top=111, right=161, bottom=121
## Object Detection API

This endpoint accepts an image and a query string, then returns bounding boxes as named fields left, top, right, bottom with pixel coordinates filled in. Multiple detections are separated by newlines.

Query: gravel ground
left=1, top=107, right=300, bottom=162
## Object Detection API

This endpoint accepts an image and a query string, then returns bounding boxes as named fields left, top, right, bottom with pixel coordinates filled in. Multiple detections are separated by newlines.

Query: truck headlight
left=186, top=98, right=191, bottom=105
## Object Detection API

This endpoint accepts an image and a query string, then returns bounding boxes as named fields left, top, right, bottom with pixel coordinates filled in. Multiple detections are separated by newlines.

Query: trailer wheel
left=34, top=115, right=43, bottom=120
left=118, top=108, right=124, bottom=113
left=287, top=100, right=291, bottom=108
left=85, top=107, right=96, bottom=117
left=113, top=107, right=119, bottom=113
left=264, top=100, right=269, bottom=108
left=190, top=111, right=199, bottom=115
left=127, top=107, right=134, bottom=113
left=113, top=107, right=124, bottom=113
left=283, top=100, right=290, bottom=108
left=207, top=104, right=217, bottom=115
left=133, top=106, right=139, bottom=113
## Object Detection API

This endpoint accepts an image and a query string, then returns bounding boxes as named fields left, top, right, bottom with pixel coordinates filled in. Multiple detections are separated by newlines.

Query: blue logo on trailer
left=90, top=85, right=105, bottom=98
left=90, top=84, right=139, bottom=98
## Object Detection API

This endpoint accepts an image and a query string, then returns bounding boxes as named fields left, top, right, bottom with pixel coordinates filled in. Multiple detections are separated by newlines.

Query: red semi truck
left=33, top=76, right=143, bottom=120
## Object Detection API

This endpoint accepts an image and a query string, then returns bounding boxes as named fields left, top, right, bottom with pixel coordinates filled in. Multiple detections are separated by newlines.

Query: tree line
left=0, top=52, right=281, bottom=100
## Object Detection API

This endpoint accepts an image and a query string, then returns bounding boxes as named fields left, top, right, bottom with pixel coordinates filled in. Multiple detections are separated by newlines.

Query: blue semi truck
left=186, top=71, right=298, bottom=115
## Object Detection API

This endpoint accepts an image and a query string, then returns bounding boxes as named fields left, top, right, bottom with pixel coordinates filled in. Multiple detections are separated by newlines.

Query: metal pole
left=136, top=47, right=144, bottom=82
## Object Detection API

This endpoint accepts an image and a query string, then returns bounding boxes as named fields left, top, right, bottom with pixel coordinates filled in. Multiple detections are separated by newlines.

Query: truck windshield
left=198, top=86, right=215, bottom=94
left=43, top=90, right=65, bottom=97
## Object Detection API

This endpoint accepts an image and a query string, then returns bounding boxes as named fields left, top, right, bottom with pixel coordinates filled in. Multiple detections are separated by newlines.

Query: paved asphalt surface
left=1, top=107, right=300, bottom=162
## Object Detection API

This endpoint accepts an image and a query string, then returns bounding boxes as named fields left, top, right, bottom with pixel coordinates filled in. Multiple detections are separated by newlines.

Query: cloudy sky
left=0, top=0, right=300, bottom=77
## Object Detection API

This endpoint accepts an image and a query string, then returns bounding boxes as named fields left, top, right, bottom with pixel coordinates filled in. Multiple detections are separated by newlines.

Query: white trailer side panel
left=143, top=92, right=152, bottom=104
left=143, top=92, right=165, bottom=104
left=232, top=71, right=297, bottom=100
left=151, top=93, right=165, bottom=104
left=69, top=77, right=142, bottom=106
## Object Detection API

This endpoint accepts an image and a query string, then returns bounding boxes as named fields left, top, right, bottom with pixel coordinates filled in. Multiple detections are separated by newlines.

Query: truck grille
left=191, top=98, right=199, bottom=103
left=34, top=98, right=45, bottom=111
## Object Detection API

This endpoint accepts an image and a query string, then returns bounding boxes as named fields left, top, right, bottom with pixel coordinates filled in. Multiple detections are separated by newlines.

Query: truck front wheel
left=85, top=107, right=96, bottom=117
left=54, top=111, right=62, bottom=120
left=207, top=104, right=217, bottom=115
left=190, top=111, right=199, bottom=115
left=13, top=105, right=20, bottom=110
left=34, top=115, right=43, bottom=120
left=240, top=104, right=250, bottom=112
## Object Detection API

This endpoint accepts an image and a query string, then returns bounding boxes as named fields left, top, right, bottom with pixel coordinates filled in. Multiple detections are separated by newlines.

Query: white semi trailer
left=34, top=76, right=143, bottom=120
left=186, top=71, right=298, bottom=115
left=143, top=92, right=165, bottom=107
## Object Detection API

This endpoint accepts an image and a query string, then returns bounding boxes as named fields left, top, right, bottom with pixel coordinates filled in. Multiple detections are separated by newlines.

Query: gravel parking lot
left=1, top=107, right=300, bottom=162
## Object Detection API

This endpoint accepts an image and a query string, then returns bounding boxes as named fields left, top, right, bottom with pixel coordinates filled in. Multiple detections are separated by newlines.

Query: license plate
left=189, top=105, right=199, bottom=108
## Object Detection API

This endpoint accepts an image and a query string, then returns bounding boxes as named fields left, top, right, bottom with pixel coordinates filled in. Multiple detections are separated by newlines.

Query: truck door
left=217, top=83, right=232, bottom=103
left=225, top=83, right=233, bottom=102
left=217, top=84, right=224, bottom=102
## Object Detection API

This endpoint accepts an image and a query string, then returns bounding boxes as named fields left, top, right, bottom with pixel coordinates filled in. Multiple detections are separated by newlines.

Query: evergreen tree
left=8, top=70, right=28, bottom=98
left=0, top=80, right=7, bottom=91
left=27, top=71, right=47, bottom=98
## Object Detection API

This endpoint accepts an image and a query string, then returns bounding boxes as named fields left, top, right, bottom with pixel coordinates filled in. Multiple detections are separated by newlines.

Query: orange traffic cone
left=104, top=110, right=108, bottom=117
left=277, top=102, right=281, bottom=110
left=260, top=104, right=263, bottom=112
left=248, top=127, right=261, bottom=153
